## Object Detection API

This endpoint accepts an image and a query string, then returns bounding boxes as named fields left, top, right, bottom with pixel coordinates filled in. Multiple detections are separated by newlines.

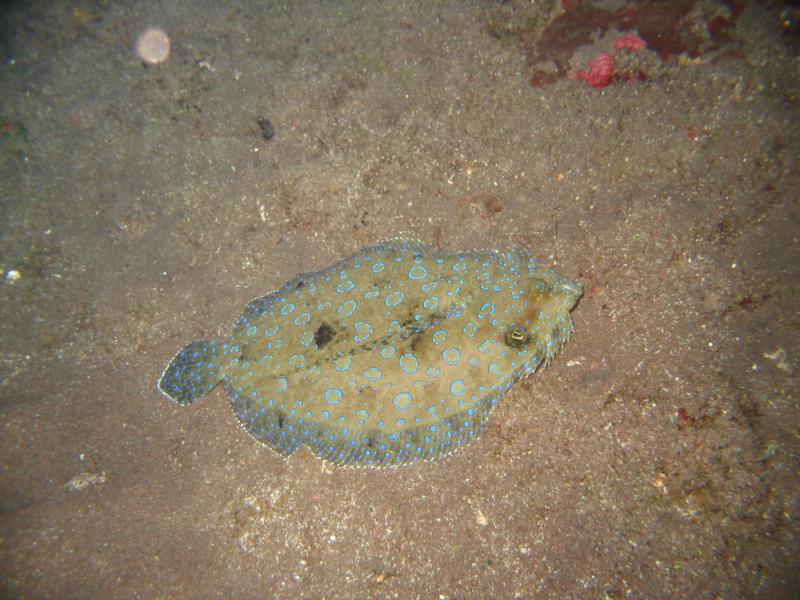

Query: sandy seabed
left=0, top=1, right=798, bottom=598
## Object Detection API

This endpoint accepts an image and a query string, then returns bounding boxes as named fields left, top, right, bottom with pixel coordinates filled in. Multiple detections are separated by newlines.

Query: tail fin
left=158, top=339, right=225, bottom=405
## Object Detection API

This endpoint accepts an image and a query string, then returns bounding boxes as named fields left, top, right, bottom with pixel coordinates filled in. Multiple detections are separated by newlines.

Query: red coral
left=569, top=52, right=614, bottom=89
left=614, top=33, right=646, bottom=52
left=677, top=407, right=696, bottom=430
left=569, top=33, right=648, bottom=89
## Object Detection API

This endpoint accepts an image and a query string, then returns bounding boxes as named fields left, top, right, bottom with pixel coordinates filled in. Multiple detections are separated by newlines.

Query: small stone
left=476, top=508, right=488, bottom=526
left=257, top=117, right=275, bottom=141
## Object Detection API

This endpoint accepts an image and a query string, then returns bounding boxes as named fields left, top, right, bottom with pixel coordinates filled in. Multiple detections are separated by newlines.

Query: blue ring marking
left=450, top=380, right=465, bottom=397
left=392, top=392, right=413, bottom=412
left=432, top=329, right=447, bottom=345
left=336, top=280, right=355, bottom=294
left=399, top=352, right=419, bottom=374
left=280, top=303, right=296, bottom=316
left=300, top=331, right=314, bottom=347
left=426, top=366, right=441, bottom=378
left=447, top=305, right=463, bottom=319
left=322, top=410, right=331, bottom=418
left=371, top=261, right=385, bottom=273
left=334, top=355, right=352, bottom=371
left=462, top=322, right=477, bottom=338
left=453, top=261, right=467, bottom=273
left=380, top=345, right=396, bottom=360
left=353, top=321, right=374, bottom=343
left=385, top=291, right=404, bottom=307
left=337, top=300, right=357, bottom=318
left=294, top=312, right=312, bottom=326
left=408, top=265, right=428, bottom=280
left=468, top=356, right=480, bottom=367
left=397, top=418, right=406, bottom=426
left=478, top=339, right=493, bottom=355
left=364, top=289, right=380, bottom=299
left=246, top=325, right=257, bottom=336
left=275, top=377, right=288, bottom=392
left=423, top=296, right=439, bottom=311
left=488, top=362, right=502, bottom=376
left=263, top=324, right=279, bottom=336
left=355, top=409, right=369, bottom=425
left=288, top=353, right=305, bottom=367
left=478, top=302, right=496, bottom=319
left=442, top=347, right=461, bottom=366
left=364, top=367, right=383, bottom=382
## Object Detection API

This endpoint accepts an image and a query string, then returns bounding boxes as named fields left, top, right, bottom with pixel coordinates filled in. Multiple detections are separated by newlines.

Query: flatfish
left=158, top=241, right=582, bottom=466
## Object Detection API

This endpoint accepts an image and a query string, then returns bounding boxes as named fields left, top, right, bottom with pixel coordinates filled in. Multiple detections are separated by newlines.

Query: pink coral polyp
left=614, top=33, right=647, bottom=52
left=570, top=52, right=614, bottom=89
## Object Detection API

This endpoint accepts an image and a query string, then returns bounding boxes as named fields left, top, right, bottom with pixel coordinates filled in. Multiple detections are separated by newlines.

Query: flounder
left=158, top=241, right=582, bottom=466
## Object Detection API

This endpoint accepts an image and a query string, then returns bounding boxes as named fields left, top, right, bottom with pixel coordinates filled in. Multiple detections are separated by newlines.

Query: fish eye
left=504, top=325, right=532, bottom=349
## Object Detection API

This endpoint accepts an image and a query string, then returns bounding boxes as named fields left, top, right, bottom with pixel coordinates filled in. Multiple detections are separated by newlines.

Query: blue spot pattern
left=157, top=240, right=582, bottom=467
